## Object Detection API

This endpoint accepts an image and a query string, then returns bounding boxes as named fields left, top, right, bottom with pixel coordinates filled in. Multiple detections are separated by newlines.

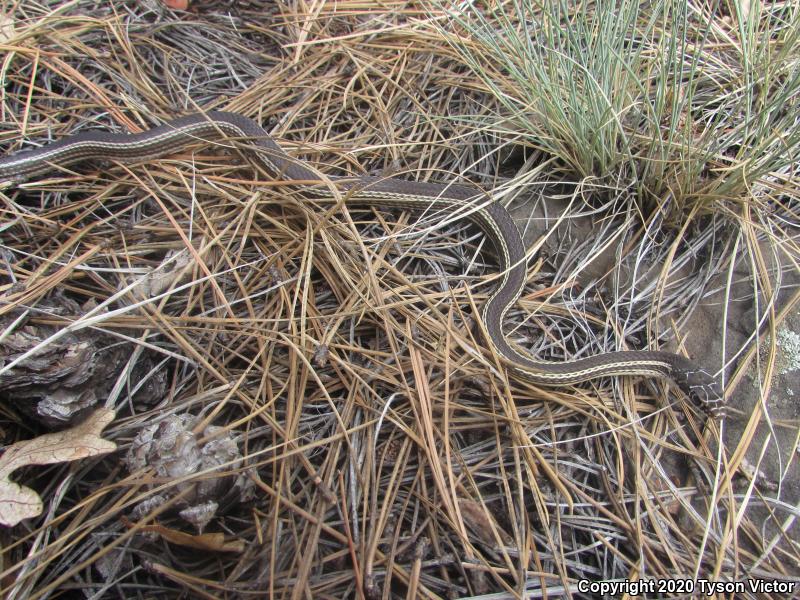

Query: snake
left=0, top=111, right=724, bottom=416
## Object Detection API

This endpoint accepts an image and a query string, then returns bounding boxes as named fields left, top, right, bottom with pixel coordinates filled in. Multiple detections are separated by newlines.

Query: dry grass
left=0, top=0, right=797, bottom=598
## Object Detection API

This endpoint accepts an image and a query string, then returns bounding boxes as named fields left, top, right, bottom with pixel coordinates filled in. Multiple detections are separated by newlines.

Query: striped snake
left=0, top=111, right=724, bottom=416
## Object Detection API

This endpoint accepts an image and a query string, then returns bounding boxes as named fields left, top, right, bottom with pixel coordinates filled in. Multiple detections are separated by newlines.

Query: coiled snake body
left=0, top=111, right=724, bottom=416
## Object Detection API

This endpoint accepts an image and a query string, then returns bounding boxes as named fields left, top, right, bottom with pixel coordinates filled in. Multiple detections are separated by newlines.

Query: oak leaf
left=0, top=408, right=117, bottom=526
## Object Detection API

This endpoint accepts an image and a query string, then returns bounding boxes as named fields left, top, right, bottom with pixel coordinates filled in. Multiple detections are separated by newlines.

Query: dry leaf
left=144, top=249, right=193, bottom=298
left=0, top=14, right=15, bottom=43
left=122, top=516, right=244, bottom=553
left=458, top=499, right=513, bottom=547
left=0, top=408, right=117, bottom=526
left=163, top=0, right=189, bottom=12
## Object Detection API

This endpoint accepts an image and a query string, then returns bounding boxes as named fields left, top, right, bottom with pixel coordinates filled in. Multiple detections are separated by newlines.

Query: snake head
left=670, top=356, right=725, bottom=418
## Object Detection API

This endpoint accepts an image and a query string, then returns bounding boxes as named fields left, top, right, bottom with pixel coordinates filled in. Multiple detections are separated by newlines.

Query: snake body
left=0, top=111, right=724, bottom=415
